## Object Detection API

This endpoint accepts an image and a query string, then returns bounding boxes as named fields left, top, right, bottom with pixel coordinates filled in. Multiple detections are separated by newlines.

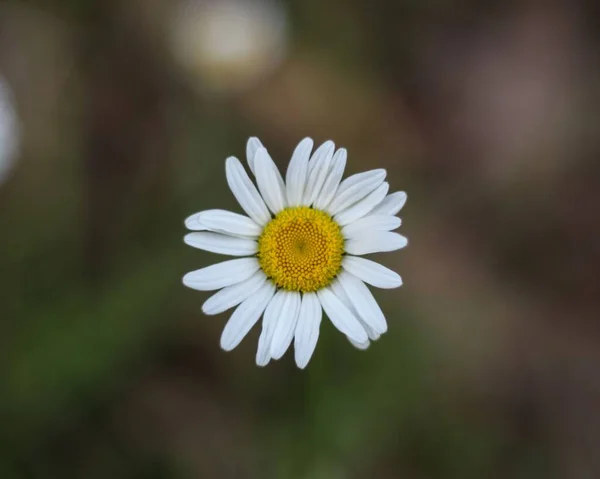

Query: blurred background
left=1, top=0, right=600, bottom=477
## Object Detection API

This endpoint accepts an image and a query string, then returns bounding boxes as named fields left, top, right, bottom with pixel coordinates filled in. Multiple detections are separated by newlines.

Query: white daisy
left=183, top=137, right=407, bottom=368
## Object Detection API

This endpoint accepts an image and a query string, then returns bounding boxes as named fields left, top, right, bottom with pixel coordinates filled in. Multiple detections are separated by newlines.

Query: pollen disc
left=258, top=207, right=344, bottom=292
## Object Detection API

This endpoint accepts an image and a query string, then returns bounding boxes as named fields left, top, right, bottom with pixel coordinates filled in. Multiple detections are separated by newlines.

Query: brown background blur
left=1, top=0, right=600, bottom=478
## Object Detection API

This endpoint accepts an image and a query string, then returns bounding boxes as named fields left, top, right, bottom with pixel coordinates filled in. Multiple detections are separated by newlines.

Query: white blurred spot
left=171, top=0, right=288, bottom=94
left=0, top=75, right=19, bottom=185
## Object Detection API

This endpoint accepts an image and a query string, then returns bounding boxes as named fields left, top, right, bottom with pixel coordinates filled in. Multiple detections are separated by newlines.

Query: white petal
left=294, top=292, right=322, bottom=369
left=220, top=281, right=276, bottom=351
left=338, top=271, right=387, bottom=335
left=369, top=191, right=407, bottom=216
left=348, top=338, right=370, bottom=350
left=184, top=232, right=257, bottom=256
left=270, top=291, right=301, bottom=360
left=326, top=169, right=387, bottom=215
left=313, top=148, right=347, bottom=210
left=184, top=212, right=208, bottom=231
left=317, top=287, right=368, bottom=343
left=342, top=256, right=402, bottom=289
left=203, top=270, right=267, bottom=315
left=185, top=209, right=261, bottom=237
left=246, top=140, right=286, bottom=198
left=182, top=258, right=259, bottom=291
left=256, top=288, right=285, bottom=366
left=342, top=215, right=401, bottom=239
left=254, top=147, right=287, bottom=214
left=246, top=137, right=263, bottom=176
left=225, top=157, right=271, bottom=225
left=334, top=182, right=389, bottom=226
left=286, top=138, right=313, bottom=206
left=330, top=279, right=380, bottom=341
left=345, top=233, right=408, bottom=255
left=329, top=279, right=356, bottom=313
left=302, top=140, right=335, bottom=205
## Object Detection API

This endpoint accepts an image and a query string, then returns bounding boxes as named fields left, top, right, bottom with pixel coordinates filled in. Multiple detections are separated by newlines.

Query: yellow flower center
left=258, top=207, right=344, bottom=292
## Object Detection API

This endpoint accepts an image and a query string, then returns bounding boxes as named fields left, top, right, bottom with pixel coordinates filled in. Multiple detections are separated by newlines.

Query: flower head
left=184, top=137, right=407, bottom=368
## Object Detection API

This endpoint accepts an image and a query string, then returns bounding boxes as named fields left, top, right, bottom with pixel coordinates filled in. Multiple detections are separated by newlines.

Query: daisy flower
left=183, top=137, right=407, bottom=368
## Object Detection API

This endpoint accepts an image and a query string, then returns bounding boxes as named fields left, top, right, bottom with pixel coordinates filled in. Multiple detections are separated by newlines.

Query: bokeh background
left=2, top=0, right=600, bottom=477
